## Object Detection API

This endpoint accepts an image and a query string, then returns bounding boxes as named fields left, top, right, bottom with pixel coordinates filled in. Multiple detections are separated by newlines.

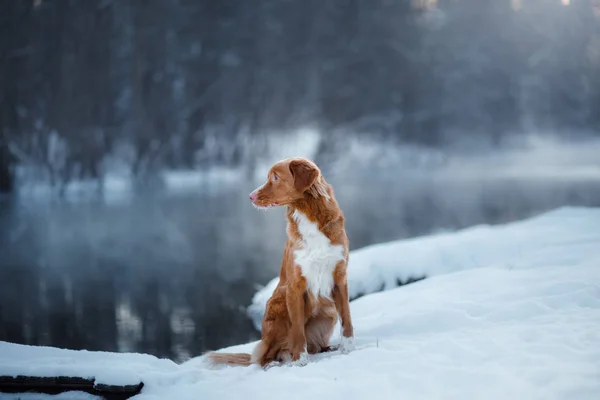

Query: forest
left=1, top=0, right=599, bottom=195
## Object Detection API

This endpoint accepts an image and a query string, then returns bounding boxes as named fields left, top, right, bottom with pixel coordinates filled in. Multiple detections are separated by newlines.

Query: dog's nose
left=249, top=192, right=257, bottom=202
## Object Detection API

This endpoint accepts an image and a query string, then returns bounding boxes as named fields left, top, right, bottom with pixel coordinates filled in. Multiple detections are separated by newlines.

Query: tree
left=0, top=0, right=34, bottom=193
left=0, top=138, right=12, bottom=193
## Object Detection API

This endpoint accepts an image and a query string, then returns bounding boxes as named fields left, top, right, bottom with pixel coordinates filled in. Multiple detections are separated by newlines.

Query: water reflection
left=0, top=190, right=273, bottom=362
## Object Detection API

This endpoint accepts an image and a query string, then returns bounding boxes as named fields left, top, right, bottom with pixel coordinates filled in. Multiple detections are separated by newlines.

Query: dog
left=206, top=157, right=355, bottom=368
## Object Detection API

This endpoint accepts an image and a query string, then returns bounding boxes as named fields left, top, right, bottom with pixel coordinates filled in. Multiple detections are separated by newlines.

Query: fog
left=1, top=0, right=599, bottom=361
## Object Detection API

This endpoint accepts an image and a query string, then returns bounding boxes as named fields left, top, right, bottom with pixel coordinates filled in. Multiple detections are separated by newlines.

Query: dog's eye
left=272, top=175, right=279, bottom=182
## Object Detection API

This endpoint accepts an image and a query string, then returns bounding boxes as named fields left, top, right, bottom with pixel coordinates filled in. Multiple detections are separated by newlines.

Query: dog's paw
left=289, top=350, right=309, bottom=367
left=339, top=336, right=355, bottom=354
left=263, top=361, right=281, bottom=371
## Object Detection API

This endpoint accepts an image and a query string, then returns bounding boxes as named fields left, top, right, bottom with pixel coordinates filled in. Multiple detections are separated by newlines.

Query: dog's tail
left=206, top=352, right=252, bottom=366
left=205, top=341, right=268, bottom=368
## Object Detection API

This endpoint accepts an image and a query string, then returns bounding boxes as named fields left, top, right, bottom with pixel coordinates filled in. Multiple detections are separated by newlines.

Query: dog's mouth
left=252, top=201, right=278, bottom=210
left=251, top=200, right=279, bottom=210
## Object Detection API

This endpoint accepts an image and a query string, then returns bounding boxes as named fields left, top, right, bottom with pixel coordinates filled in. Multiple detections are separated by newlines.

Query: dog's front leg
left=286, top=276, right=308, bottom=365
left=333, top=269, right=355, bottom=354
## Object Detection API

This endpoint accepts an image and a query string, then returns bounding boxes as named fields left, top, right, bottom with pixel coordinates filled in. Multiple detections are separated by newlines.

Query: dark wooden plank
left=0, top=375, right=144, bottom=400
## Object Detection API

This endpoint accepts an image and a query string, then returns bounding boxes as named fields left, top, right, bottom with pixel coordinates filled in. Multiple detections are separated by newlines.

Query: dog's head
left=249, top=158, right=328, bottom=209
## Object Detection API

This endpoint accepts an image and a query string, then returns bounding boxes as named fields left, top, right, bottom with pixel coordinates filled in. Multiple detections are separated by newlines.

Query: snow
left=188, top=265, right=600, bottom=400
left=247, top=206, right=600, bottom=330
left=0, top=343, right=179, bottom=387
left=1, top=206, right=600, bottom=400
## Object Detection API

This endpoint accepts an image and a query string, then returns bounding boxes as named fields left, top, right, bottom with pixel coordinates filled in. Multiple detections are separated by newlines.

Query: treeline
left=1, top=0, right=599, bottom=192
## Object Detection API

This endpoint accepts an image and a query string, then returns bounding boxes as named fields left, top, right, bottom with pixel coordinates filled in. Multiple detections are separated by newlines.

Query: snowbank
left=247, top=206, right=600, bottom=329
left=0, top=343, right=178, bottom=387
left=1, top=207, right=599, bottom=399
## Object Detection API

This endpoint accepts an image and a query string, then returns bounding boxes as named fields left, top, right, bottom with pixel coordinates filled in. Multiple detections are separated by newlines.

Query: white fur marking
left=252, top=203, right=275, bottom=211
left=292, top=210, right=344, bottom=300
left=339, top=336, right=355, bottom=354
left=264, top=361, right=281, bottom=370
left=289, top=348, right=309, bottom=367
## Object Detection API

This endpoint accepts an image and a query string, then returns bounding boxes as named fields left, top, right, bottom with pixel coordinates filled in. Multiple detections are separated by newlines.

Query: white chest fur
left=292, top=210, right=345, bottom=299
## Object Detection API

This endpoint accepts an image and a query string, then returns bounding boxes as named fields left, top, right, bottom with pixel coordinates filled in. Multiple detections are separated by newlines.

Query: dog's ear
left=289, top=159, right=319, bottom=193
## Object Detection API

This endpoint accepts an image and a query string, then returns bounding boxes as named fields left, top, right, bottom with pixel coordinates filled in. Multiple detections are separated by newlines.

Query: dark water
left=1, top=158, right=600, bottom=362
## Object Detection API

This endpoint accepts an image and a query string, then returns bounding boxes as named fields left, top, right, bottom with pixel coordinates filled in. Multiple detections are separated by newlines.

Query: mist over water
left=1, top=134, right=599, bottom=362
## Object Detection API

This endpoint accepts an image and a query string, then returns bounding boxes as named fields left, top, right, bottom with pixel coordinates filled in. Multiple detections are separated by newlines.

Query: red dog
left=207, top=157, right=355, bottom=368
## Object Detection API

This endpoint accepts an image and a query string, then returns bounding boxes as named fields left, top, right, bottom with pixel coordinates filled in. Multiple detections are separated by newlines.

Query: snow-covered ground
left=0, top=342, right=178, bottom=387
left=1, top=207, right=599, bottom=400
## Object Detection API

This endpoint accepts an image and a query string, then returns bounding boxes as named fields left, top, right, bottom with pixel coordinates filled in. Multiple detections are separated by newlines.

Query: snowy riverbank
left=1, top=207, right=599, bottom=400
